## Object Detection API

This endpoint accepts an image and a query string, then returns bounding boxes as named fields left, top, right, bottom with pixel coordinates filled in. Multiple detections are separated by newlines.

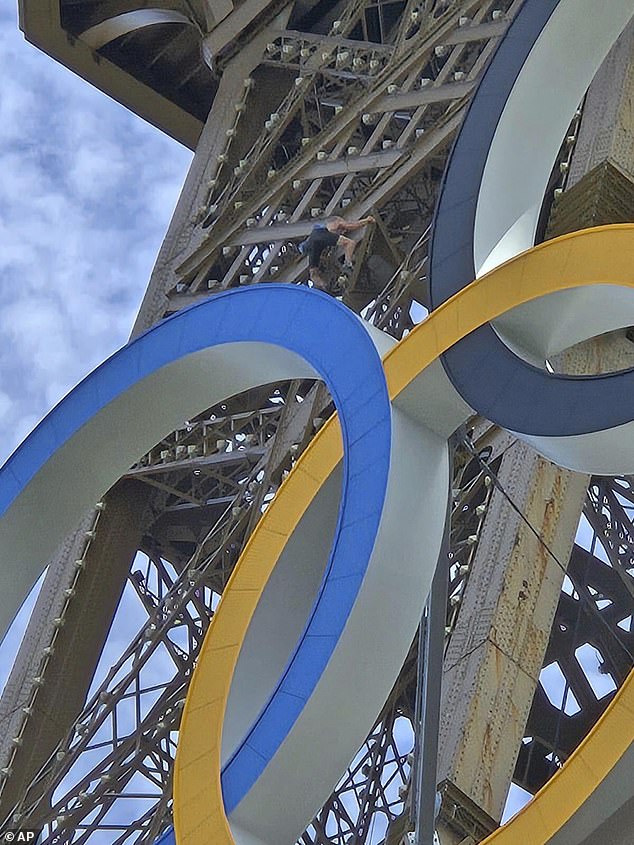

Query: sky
left=0, top=2, right=192, bottom=467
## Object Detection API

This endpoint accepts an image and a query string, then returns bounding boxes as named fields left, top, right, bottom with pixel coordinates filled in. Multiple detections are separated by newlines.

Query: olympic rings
left=174, top=226, right=634, bottom=845
left=2, top=233, right=634, bottom=845
left=3, top=3, right=634, bottom=844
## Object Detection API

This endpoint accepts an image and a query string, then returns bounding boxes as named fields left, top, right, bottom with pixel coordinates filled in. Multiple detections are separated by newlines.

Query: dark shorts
left=307, top=226, right=339, bottom=267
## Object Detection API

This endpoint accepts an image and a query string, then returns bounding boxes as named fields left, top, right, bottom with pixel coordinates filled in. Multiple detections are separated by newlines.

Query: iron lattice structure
left=1, top=0, right=633, bottom=843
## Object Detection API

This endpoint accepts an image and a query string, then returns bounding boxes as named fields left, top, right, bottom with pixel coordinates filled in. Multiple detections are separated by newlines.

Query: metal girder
left=201, top=0, right=292, bottom=64
left=0, top=481, right=154, bottom=822
left=516, top=489, right=634, bottom=784
left=172, top=0, right=513, bottom=289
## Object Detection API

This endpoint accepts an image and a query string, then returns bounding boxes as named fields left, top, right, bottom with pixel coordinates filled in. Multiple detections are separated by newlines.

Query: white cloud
left=0, top=2, right=192, bottom=463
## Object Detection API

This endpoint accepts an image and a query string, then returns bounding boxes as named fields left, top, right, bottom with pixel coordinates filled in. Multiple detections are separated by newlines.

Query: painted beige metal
left=202, top=0, right=289, bottom=61
left=567, top=19, right=634, bottom=188
left=437, top=441, right=589, bottom=831
left=132, top=20, right=292, bottom=335
left=17, top=0, right=202, bottom=148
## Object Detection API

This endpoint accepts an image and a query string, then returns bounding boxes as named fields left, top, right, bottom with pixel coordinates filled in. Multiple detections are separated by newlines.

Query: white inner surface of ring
left=473, top=0, right=634, bottom=365
left=221, top=467, right=341, bottom=766
left=223, top=319, right=401, bottom=765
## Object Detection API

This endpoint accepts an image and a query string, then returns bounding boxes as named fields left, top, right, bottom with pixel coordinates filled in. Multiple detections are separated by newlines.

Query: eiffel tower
left=2, top=1, right=634, bottom=843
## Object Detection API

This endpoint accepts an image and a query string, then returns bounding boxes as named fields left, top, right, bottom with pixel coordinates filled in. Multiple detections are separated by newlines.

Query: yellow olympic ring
left=175, top=224, right=634, bottom=845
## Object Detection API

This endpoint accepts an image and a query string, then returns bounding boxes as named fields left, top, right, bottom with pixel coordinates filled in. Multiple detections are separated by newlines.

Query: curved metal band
left=176, top=225, right=634, bottom=845
left=80, top=10, right=193, bottom=50
left=0, top=285, right=390, bottom=647
left=429, top=0, right=634, bottom=436
left=4, top=229, right=634, bottom=845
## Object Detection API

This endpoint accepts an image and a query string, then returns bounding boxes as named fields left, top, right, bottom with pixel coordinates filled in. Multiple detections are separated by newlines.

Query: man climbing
left=299, top=214, right=376, bottom=291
